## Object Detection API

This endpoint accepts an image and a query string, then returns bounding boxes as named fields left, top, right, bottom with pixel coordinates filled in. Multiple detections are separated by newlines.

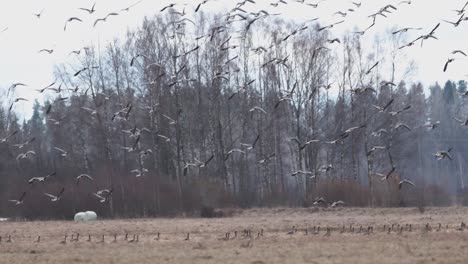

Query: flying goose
left=331, top=200, right=345, bottom=207
left=444, top=12, right=465, bottom=27
left=453, top=117, right=468, bottom=126
left=64, top=17, right=83, bottom=31
left=92, top=192, right=108, bottom=203
left=454, top=1, right=468, bottom=15
left=44, top=187, right=65, bottom=202
left=366, top=146, right=388, bottom=156
left=291, top=170, right=314, bottom=177
left=392, top=27, right=422, bottom=34
left=12, top=137, right=35, bottom=149
left=257, top=153, right=276, bottom=165
left=378, top=166, right=396, bottom=180
left=423, top=121, right=440, bottom=130
left=389, top=105, right=411, bottom=115
left=195, top=0, right=211, bottom=12
left=33, top=9, right=45, bottom=19
left=8, top=192, right=26, bottom=205
left=94, top=12, right=119, bottom=27
left=7, top=82, right=27, bottom=96
left=434, top=148, right=452, bottom=160
left=398, top=179, right=415, bottom=189
left=443, top=58, right=455, bottom=72
left=74, top=66, right=98, bottom=77
left=53, top=147, right=68, bottom=157
left=240, top=135, right=260, bottom=150
left=224, top=149, right=246, bottom=161
left=131, top=168, right=149, bottom=177
left=79, top=2, right=96, bottom=14
left=249, top=106, right=267, bottom=114
left=16, top=150, right=36, bottom=161
left=366, top=62, right=379, bottom=75
left=0, top=130, right=18, bottom=143
left=28, top=172, right=56, bottom=185
left=76, top=174, right=94, bottom=185
left=372, top=98, right=394, bottom=112
left=317, top=20, right=345, bottom=32
left=121, top=0, right=143, bottom=12
left=413, top=23, right=440, bottom=47
left=160, top=3, right=186, bottom=12
left=394, top=122, right=411, bottom=131
left=38, top=49, right=54, bottom=54
left=372, top=128, right=388, bottom=137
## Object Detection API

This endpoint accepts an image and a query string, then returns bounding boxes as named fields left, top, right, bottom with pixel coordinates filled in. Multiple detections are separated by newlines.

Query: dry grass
left=1, top=207, right=468, bottom=264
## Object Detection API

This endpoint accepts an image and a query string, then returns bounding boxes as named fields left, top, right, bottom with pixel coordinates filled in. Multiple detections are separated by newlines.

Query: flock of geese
left=2, top=0, right=468, bottom=209
left=0, top=221, right=466, bottom=245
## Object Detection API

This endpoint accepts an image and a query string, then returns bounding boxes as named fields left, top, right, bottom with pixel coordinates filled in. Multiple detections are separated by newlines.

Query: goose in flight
left=453, top=117, right=468, bottom=126
left=96, top=187, right=113, bottom=197
left=452, top=50, right=467, bottom=56
left=0, top=130, right=18, bottom=143
left=378, top=167, right=396, bottom=180
left=33, top=9, right=45, bottom=19
left=160, top=3, right=186, bottom=12
left=9, top=192, right=26, bottom=205
left=366, top=62, right=379, bottom=75
left=16, top=150, right=36, bottom=161
left=92, top=193, right=109, bottom=203
left=74, top=66, right=98, bottom=77
left=12, top=137, right=35, bottom=149
left=389, top=105, right=411, bottom=116
left=398, top=179, right=415, bottom=189
left=423, top=121, right=440, bottom=130
left=53, top=147, right=68, bottom=157
left=392, top=27, right=422, bottom=34
left=64, top=17, right=83, bottom=31
left=372, top=98, right=394, bottom=112
left=38, top=48, right=54, bottom=54
left=94, top=12, right=119, bottom=27
left=195, top=0, right=211, bottom=12
left=240, top=135, right=260, bottom=150
left=44, top=187, right=65, bottom=202
left=131, top=168, right=149, bottom=177
left=81, top=107, right=97, bottom=115
left=394, top=122, right=411, bottom=131
left=454, top=1, right=468, bottom=15
left=79, top=2, right=96, bottom=14
left=8, top=82, right=27, bottom=96
left=249, top=106, right=267, bottom=114
left=434, top=148, right=452, bottom=160
left=413, top=23, right=440, bottom=47
left=76, top=174, right=94, bottom=185
left=443, top=13, right=465, bottom=27
left=28, top=172, right=56, bottom=185
left=317, top=20, right=344, bottom=32
left=366, top=146, right=388, bottom=157
left=130, top=53, right=150, bottom=67
left=121, top=0, right=143, bottom=12
left=443, top=58, right=455, bottom=72
left=291, top=170, right=314, bottom=177
left=331, top=200, right=345, bottom=207
left=224, top=149, right=246, bottom=161
left=257, top=153, right=276, bottom=165
left=372, top=128, right=388, bottom=137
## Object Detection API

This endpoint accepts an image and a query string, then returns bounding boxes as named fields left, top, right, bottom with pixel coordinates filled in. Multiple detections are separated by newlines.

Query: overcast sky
left=1, top=0, right=468, bottom=118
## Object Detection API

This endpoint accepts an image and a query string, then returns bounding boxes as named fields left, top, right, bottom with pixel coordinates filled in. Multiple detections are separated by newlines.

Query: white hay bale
left=84, top=211, right=97, bottom=220
left=74, top=212, right=86, bottom=221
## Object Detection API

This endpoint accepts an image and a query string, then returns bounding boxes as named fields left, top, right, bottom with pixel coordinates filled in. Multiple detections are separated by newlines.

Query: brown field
left=1, top=207, right=468, bottom=264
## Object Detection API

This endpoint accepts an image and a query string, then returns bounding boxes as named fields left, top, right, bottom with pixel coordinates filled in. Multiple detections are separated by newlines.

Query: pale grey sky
left=1, top=0, right=468, bottom=118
